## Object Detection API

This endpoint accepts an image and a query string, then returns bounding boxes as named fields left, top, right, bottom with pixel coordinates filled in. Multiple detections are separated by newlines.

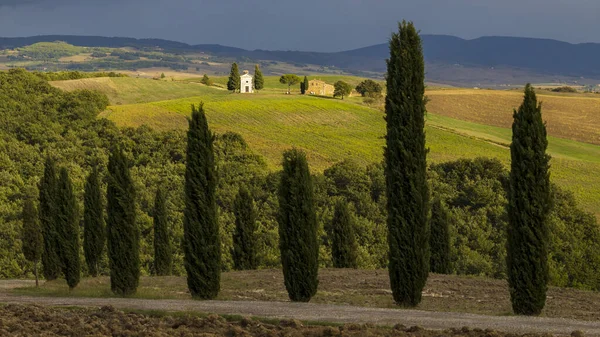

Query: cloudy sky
left=0, top=0, right=598, bottom=52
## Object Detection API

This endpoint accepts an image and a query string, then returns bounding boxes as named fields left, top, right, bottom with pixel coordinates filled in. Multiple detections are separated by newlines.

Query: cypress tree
left=507, top=84, right=551, bottom=316
left=106, top=147, right=139, bottom=296
left=302, top=76, right=309, bottom=94
left=254, top=64, right=264, bottom=91
left=184, top=102, right=220, bottom=299
left=21, top=197, right=43, bottom=287
left=227, top=62, right=240, bottom=92
left=278, top=148, right=319, bottom=302
left=384, top=21, right=430, bottom=307
left=429, top=198, right=451, bottom=274
left=153, top=187, right=172, bottom=276
left=56, top=168, right=80, bottom=289
left=232, top=185, right=257, bottom=270
left=329, top=199, right=358, bottom=269
left=39, top=157, right=60, bottom=281
left=83, top=165, right=105, bottom=277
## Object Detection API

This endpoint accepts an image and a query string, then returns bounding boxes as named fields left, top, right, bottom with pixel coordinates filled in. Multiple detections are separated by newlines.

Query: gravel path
left=0, top=292, right=598, bottom=335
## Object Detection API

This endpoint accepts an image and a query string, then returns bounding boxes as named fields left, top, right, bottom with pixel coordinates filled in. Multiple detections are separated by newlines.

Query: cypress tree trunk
left=429, top=198, right=451, bottom=274
left=83, top=165, right=105, bottom=277
left=227, top=63, right=240, bottom=92
left=184, top=102, right=220, bottom=299
left=39, top=157, right=61, bottom=281
left=254, top=64, right=264, bottom=91
left=21, top=198, right=43, bottom=287
left=507, top=84, right=551, bottom=316
left=278, top=149, right=319, bottom=302
left=232, top=185, right=257, bottom=270
left=107, top=147, right=139, bottom=296
left=329, top=199, right=358, bottom=269
left=153, top=187, right=172, bottom=276
left=56, top=168, right=81, bottom=289
left=384, top=21, right=430, bottom=307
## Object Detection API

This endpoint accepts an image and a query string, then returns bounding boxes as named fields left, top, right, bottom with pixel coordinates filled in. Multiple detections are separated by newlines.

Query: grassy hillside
left=53, top=76, right=600, bottom=216
left=427, top=89, right=600, bottom=145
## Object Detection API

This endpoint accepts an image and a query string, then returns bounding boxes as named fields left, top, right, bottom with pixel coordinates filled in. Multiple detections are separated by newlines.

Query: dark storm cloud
left=0, top=0, right=598, bottom=51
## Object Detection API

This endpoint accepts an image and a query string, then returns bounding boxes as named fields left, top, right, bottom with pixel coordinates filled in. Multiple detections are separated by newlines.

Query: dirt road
left=0, top=291, right=597, bottom=336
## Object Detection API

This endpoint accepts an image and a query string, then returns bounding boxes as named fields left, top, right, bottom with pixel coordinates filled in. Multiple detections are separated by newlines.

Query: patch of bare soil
left=0, top=304, right=561, bottom=337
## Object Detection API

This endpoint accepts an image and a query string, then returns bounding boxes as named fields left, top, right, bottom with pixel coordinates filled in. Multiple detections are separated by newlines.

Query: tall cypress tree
left=254, top=64, right=264, bottom=91
left=429, top=198, right=451, bottom=274
left=227, top=63, right=240, bottom=92
left=56, top=168, right=80, bottom=289
left=106, top=147, right=139, bottom=296
left=39, top=157, right=60, bottom=281
left=278, top=148, right=319, bottom=302
left=83, top=165, right=105, bottom=277
left=384, top=21, right=430, bottom=307
left=507, top=84, right=551, bottom=316
left=22, top=197, right=43, bottom=287
left=232, top=185, right=257, bottom=270
left=302, top=76, right=309, bottom=94
left=184, top=102, right=220, bottom=299
left=328, top=199, right=358, bottom=269
left=153, top=187, right=172, bottom=276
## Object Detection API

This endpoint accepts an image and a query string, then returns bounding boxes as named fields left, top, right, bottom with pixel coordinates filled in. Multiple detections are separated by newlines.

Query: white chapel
left=240, top=70, right=254, bottom=93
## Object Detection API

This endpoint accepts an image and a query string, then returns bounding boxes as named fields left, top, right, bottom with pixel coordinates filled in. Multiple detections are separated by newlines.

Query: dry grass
left=427, top=89, right=600, bottom=145
left=13, top=269, right=600, bottom=321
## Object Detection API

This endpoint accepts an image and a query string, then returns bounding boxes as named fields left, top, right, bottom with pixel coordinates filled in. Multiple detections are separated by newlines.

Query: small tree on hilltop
left=385, top=21, right=430, bottom=307
left=39, top=157, right=60, bottom=281
left=153, top=187, right=172, bottom=276
left=232, top=185, right=258, bottom=270
left=334, top=81, right=353, bottom=100
left=429, top=198, right=451, bottom=274
left=22, top=197, right=43, bottom=287
left=279, top=74, right=301, bottom=94
left=328, top=199, right=358, bottom=269
left=227, top=63, right=240, bottom=92
left=356, top=79, right=383, bottom=97
left=200, top=74, right=213, bottom=86
left=107, top=147, right=140, bottom=296
left=56, top=168, right=80, bottom=290
left=278, top=148, right=319, bottom=302
left=254, top=64, right=264, bottom=91
left=507, top=84, right=551, bottom=316
left=303, top=76, right=309, bottom=95
left=184, top=102, right=220, bottom=299
left=83, top=165, right=105, bottom=277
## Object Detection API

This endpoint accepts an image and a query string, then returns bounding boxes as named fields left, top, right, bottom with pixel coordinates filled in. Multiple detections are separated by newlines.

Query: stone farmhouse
left=240, top=70, right=253, bottom=93
left=307, top=79, right=334, bottom=96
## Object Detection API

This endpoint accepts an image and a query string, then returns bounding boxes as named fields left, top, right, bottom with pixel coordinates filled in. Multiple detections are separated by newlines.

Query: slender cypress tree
left=227, top=63, right=240, bottom=92
left=507, top=84, right=551, bottom=316
left=184, top=102, right=220, bottom=299
left=232, top=185, right=258, bottom=270
left=254, top=64, right=264, bottom=91
left=83, top=165, right=105, bottom=277
left=302, top=76, right=309, bottom=94
left=429, top=198, right=451, bottom=274
left=153, top=187, right=172, bottom=276
left=329, top=199, right=358, bottom=269
left=22, top=198, right=43, bottom=287
left=384, top=21, right=430, bottom=307
left=278, top=148, right=319, bottom=302
left=56, top=168, right=80, bottom=289
left=39, top=157, right=60, bottom=281
left=106, top=147, right=139, bottom=296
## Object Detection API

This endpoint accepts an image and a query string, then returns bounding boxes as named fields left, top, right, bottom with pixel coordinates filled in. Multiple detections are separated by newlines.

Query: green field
left=53, top=76, right=600, bottom=216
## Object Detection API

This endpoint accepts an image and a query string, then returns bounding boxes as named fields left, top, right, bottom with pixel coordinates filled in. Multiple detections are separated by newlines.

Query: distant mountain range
left=2, top=35, right=600, bottom=86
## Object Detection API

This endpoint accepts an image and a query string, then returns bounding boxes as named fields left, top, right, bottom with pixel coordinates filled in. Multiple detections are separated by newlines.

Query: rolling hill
left=50, top=76, right=600, bottom=216
left=4, top=35, right=600, bottom=86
